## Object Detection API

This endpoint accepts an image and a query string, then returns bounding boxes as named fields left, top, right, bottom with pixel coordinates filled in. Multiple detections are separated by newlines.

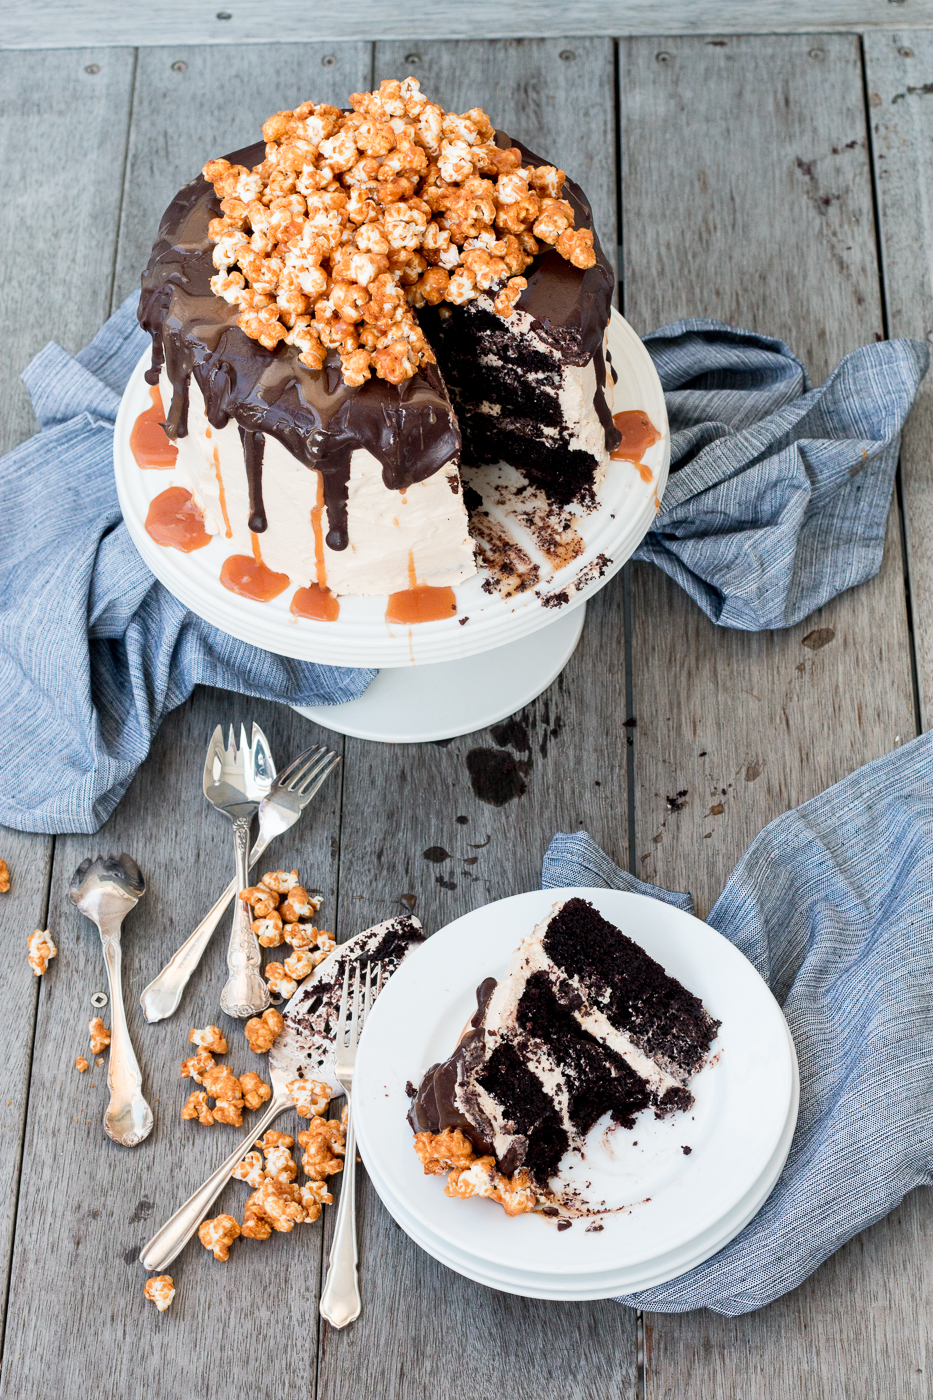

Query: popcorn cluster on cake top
left=203, top=76, right=596, bottom=388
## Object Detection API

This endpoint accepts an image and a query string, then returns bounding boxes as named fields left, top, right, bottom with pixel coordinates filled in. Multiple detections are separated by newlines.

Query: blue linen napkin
left=0, top=300, right=927, bottom=834
left=0, top=294, right=375, bottom=835
left=542, top=731, right=933, bottom=1316
left=635, top=320, right=928, bottom=630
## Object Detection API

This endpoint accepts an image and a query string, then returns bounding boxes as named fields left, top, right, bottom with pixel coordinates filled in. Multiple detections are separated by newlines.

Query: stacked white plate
left=354, top=888, right=799, bottom=1300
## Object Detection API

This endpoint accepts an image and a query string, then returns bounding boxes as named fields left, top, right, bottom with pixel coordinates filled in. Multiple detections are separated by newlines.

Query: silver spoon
left=68, top=854, right=153, bottom=1147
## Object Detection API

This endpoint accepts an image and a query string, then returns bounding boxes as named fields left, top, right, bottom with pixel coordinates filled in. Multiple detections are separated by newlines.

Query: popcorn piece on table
left=282, top=948, right=318, bottom=982
left=287, top=1077, right=330, bottom=1119
left=281, top=922, right=319, bottom=951
left=182, top=1090, right=214, bottom=1126
left=0, top=859, right=9, bottom=893
left=243, top=1179, right=306, bottom=1234
left=232, top=1151, right=266, bottom=1188
left=238, top=1071, right=271, bottom=1110
left=298, top=1117, right=346, bottom=1180
left=280, top=886, right=320, bottom=923
left=239, top=885, right=280, bottom=919
left=144, top=1274, right=176, bottom=1312
left=260, top=869, right=300, bottom=894
left=75, top=1056, right=89, bottom=1073
left=298, top=1180, right=333, bottom=1220
left=263, top=1143, right=298, bottom=1184
left=180, top=1048, right=215, bottom=1084
left=201, top=1064, right=243, bottom=1104
left=188, top=1024, right=227, bottom=1054
left=264, top=963, right=298, bottom=999
left=252, top=913, right=284, bottom=948
left=27, top=929, right=56, bottom=976
left=244, top=1007, right=284, bottom=1054
left=88, top=1017, right=110, bottom=1055
left=444, top=1157, right=540, bottom=1217
left=212, top=1101, right=244, bottom=1127
left=198, top=1213, right=241, bottom=1260
left=413, top=1127, right=475, bottom=1176
left=254, top=1129, right=294, bottom=1152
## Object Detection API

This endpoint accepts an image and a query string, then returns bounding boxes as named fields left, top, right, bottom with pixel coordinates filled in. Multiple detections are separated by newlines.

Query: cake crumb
left=75, top=1056, right=89, bottom=1073
left=682, top=1145, right=692, bottom=1155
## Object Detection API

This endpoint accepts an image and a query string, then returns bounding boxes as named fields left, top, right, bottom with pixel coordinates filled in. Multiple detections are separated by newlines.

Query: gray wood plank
left=0, top=43, right=134, bottom=1361
left=316, top=36, right=636, bottom=1400
left=618, top=33, right=921, bottom=1400
left=0, top=691, right=345, bottom=1399
left=5, top=2, right=933, bottom=50
left=864, top=30, right=933, bottom=730
left=0, top=42, right=368, bottom=1398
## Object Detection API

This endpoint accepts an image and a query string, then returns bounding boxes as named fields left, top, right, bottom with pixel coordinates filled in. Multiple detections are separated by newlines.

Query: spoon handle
left=139, top=1089, right=290, bottom=1271
left=139, top=831, right=272, bottom=1023
left=219, top=815, right=270, bottom=1019
left=99, top=916, right=153, bottom=1147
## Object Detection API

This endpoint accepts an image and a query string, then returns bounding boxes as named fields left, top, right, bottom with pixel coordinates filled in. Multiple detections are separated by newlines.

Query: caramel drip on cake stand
left=386, top=549, right=457, bottom=624
left=131, top=386, right=177, bottom=469
left=610, top=410, right=661, bottom=482
left=220, top=531, right=289, bottom=602
left=145, top=487, right=210, bottom=551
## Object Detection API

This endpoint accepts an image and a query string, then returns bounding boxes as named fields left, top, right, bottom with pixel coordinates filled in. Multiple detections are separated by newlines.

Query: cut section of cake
left=408, top=897, right=720, bottom=1213
left=136, top=78, right=621, bottom=602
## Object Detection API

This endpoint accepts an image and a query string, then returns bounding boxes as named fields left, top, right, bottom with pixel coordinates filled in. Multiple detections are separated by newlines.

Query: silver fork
left=201, top=723, right=275, bottom=1018
left=140, top=742, right=340, bottom=1022
left=320, top=960, right=382, bottom=1330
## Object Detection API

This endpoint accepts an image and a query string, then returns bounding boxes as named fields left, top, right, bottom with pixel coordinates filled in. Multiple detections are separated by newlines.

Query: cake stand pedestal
left=293, top=603, right=585, bottom=743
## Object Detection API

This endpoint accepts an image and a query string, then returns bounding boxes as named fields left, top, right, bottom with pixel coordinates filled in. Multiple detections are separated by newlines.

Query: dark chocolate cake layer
left=409, top=899, right=719, bottom=1190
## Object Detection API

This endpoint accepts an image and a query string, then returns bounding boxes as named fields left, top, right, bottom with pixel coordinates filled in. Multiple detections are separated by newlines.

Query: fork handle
left=139, top=831, right=271, bottom=1023
left=139, top=1089, right=291, bottom=1272
left=220, top=815, right=270, bottom=1019
left=320, top=1107, right=361, bottom=1328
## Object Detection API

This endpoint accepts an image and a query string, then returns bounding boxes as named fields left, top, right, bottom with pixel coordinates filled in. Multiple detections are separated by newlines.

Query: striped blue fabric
left=542, top=731, right=933, bottom=1315
left=0, top=302, right=926, bottom=833
left=636, top=320, right=929, bottom=629
left=0, top=295, right=375, bottom=835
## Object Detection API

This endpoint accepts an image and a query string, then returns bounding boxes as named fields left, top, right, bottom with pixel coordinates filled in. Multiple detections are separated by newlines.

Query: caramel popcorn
left=212, top=1100, right=244, bottom=1127
left=144, top=1274, right=176, bottom=1311
left=75, top=1056, right=89, bottom=1073
left=238, top=1070, right=272, bottom=1110
left=445, top=1157, right=539, bottom=1216
left=232, top=1150, right=266, bottom=1187
left=413, top=1127, right=476, bottom=1175
left=287, top=1077, right=330, bottom=1119
left=282, top=948, right=317, bottom=982
left=254, top=1129, right=294, bottom=1152
left=244, top=1006, right=284, bottom=1053
left=298, top=1117, right=346, bottom=1179
left=199, top=1213, right=241, bottom=1260
left=263, top=1143, right=299, bottom=1184
left=264, top=963, right=298, bottom=999
left=180, top=1048, right=215, bottom=1084
left=252, top=913, right=285, bottom=947
left=260, top=869, right=300, bottom=894
left=203, top=77, right=593, bottom=388
left=182, top=1090, right=214, bottom=1126
left=239, top=885, right=280, bottom=919
left=243, top=1179, right=306, bottom=1234
left=27, top=928, right=56, bottom=976
left=298, top=1179, right=333, bottom=1219
left=0, top=859, right=9, bottom=893
left=189, top=1025, right=227, bottom=1054
left=279, top=886, right=321, bottom=923
left=88, top=1018, right=110, bottom=1055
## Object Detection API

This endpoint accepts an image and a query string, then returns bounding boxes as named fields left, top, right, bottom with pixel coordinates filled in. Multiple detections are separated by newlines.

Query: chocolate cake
left=408, top=898, right=719, bottom=1199
left=136, top=78, right=621, bottom=600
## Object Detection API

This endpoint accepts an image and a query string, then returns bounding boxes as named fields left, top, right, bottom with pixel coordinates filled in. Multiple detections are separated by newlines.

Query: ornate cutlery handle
left=320, top=1108, right=361, bottom=1327
left=140, top=1090, right=290, bottom=1272
left=99, top=917, right=153, bottom=1147
left=140, top=833, right=270, bottom=1023
left=220, top=815, right=270, bottom=1019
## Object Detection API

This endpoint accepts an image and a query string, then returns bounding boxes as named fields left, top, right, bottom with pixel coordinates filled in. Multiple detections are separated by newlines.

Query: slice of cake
left=136, top=77, right=620, bottom=604
left=408, top=897, right=719, bottom=1215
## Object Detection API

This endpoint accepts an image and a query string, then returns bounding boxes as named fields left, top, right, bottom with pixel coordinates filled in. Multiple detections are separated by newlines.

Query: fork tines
left=277, top=746, right=341, bottom=797
left=335, top=960, right=383, bottom=1070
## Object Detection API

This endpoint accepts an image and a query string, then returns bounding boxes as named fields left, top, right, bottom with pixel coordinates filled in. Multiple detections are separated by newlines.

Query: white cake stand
left=114, top=307, right=668, bottom=742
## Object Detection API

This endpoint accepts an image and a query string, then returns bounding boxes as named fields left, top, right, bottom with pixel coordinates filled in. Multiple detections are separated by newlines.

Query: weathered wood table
left=2, top=30, right=932, bottom=1399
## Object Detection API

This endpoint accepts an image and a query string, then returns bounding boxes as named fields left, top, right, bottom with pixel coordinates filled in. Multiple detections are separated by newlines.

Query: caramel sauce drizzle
left=211, top=444, right=233, bottom=539
left=145, top=487, right=210, bottom=552
left=310, top=470, right=329, bottom=590
left=291, top=585, right=340, bottom=622
left=610, top=410, right=662, bottom=483
left=220, top=531, right=289, bottom=601
left=386, top=549, right=457, bottom=624
left=131, top=385, right=177, bottom=469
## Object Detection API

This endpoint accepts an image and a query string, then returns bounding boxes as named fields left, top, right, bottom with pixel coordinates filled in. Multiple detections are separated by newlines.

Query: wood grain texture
left=0, top=47, right=135, bottom=455
left=620, top=32, right=915, bottom=919
left=4, top=1, right=933, bottom=49
left=111, top=40, right=373, bottom=309
left=618, top=33, right=923, bottom=1400
left=315, top=38, right=636, bottom=1398
left=864, top=30, right=933, bottom=730
left=0, top=690, right=345, bottom=1399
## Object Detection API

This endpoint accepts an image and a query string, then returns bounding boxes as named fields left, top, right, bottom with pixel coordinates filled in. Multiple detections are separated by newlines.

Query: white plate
left=113, top=308, right=669, bottom=667
left=353, top=888, right=794, bottom=1279
left=360, top=1023, right=798, bottom=1299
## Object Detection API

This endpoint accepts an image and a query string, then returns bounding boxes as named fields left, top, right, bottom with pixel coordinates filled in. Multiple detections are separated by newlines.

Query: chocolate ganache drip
left=238, top=426, right=267, bottom=533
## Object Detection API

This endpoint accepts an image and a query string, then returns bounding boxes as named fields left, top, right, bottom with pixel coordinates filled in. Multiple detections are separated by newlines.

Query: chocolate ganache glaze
left=138, top=131, right=618, bottom=551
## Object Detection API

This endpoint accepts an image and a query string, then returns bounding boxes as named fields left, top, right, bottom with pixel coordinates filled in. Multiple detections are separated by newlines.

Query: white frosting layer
left=164, top=372, right=477, bottom=598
